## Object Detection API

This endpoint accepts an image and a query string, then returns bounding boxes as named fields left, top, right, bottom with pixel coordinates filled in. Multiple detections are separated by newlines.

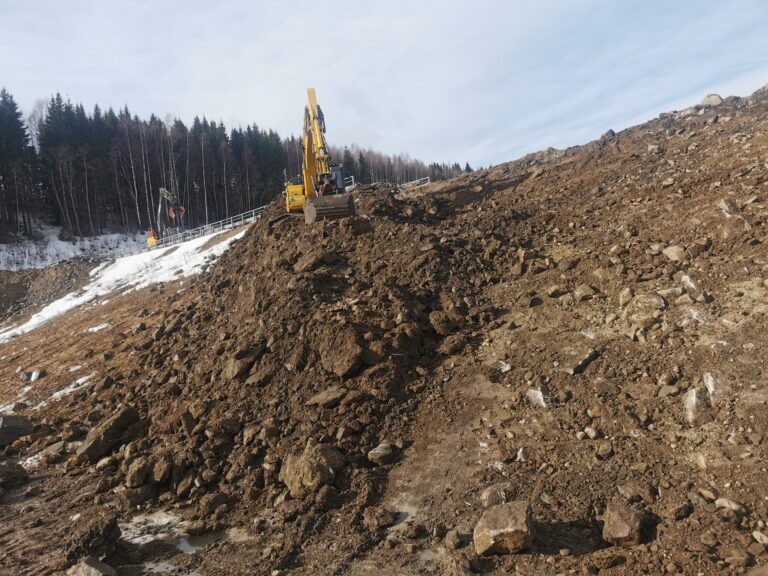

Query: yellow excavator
left=284, top=88, right=354, bottom=223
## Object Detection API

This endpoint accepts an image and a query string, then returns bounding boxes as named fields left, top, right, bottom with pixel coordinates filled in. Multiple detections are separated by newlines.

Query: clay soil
left=2, top=86, right=768, bottom=576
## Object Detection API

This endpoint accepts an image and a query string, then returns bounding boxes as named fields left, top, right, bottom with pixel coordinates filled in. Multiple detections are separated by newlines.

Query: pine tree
left=0, top=88, right=32, bottom=230
left=342, top=146, right=357, bottom=182
left=357, top=151, right=371, bottom=184
left=464, top=162, right=473, bottom=173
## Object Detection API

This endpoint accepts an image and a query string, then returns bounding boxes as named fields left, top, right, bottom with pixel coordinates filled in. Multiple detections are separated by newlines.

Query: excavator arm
left=285, top=88, right=354, bottom=222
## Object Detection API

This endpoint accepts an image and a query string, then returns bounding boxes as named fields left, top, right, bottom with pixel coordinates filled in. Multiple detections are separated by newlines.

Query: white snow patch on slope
left=32, top=372, right=95, bottom=410
left=0, top=224, right=145, bottom=271
left=86, top=323, right=110, bottom=333
left=0, top=229, right=246, bottom=342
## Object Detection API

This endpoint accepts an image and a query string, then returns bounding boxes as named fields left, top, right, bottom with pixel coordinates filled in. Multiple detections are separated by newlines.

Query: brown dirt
left=2, top=86, right=768, bottom=575
left=0, top=259, right=97, bottom=323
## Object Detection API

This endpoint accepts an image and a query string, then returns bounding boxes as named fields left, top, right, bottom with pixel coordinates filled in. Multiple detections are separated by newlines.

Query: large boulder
left=473, top=501, right=533, bottom=555
left=76, top=405, right=140, bottom=463
left=279, top=442, right=344, bottom=498
left=0, top=415, right=34, bottom=446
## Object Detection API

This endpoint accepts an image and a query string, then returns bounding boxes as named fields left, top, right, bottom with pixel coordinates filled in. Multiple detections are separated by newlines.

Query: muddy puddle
left=118, top=510, right=254, bottom=575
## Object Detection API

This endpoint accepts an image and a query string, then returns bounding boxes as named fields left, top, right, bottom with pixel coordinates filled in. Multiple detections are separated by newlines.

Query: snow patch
left=0, top=224, right=145, bottom=271
left=32, top=373, right=95, bottom=410
left=0, top=228, right=245, bottom=342
left=86, top=323, right=110, bottom=333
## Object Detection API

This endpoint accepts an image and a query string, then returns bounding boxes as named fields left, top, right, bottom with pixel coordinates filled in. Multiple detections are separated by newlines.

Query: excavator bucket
left=304, top=193, right=354, bottom=224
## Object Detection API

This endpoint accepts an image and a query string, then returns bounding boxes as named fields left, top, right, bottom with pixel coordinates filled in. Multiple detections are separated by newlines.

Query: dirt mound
left=0, top=259, right=97, bottom=322
left=2, top=85, right=768, bottom=575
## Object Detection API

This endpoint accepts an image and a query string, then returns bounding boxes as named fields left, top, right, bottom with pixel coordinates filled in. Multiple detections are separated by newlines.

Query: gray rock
left=619, top=287, right=634, bottom=308
left=480, top=484, right=508, bottom=508
left=473, top=501, right=533, bottom=555
left=0, top=415, right=33, bottom=447
left=367, top=441, right=397, bottom=466
left=662, top=245, right=687, bottom=263
left=0, top=461, right=28, bottom=488
left=279, top=442, right=344, bottom=498
left=66, top=557, right=117, bottom=576
left=574, top=284, right=596, bottom=302
left=562, top=348, right=600, bottom=375
left=701, top=94, right=723, bottom=106
left=602, top=499, right=644, bottom=546
left=76, top=405, right=140, bottom=463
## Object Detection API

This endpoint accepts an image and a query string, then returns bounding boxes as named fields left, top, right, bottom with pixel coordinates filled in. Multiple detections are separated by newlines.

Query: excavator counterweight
left=284, top=88, right=354, bottom=222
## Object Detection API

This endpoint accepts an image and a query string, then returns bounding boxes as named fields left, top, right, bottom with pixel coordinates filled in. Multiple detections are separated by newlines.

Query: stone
left=279, top=442, right=344, bottom=498
left=438, top=334, right=467, bottom=355
left=125, top=457, right=151, bottom=488
left=306, top=385, right=347, bottom=409
left=574, top=284, right=596, bottom=302
left=480, top=484, right=508, bottom=508
left=0, top=461, right=28, bottom=488
left=547, top=285, right=567, bottom=298
left=602, top=500, right=644, bottom=546
left=66, top=557, right=117, bottom=576
left=66, top=509, right=121, bottom=563
left=222, top=357, right=254, bottom=381
left=562, top=348, right=600, bottom=375
left=367, top=441, right=397, bottom=466
left=152, top=458, right=172, bottom=484
left=662, top=245, right=686, bottom=263
left=716, top=497, right=747, bottom=516
left=321, top=328, right=363, bottom=378
left=0, top=415, right=34, bottom=446
left=473, top=501, right=533, bottom=555
left=619, top=287, right=634, bottom=308
left=76, top=405, right=140, bottom=463
left=701, top=93, right=723, bottom=106
left=662, top=177, right=675, bottom=188
left=748, top=566, right=768, bottom=576
left=445, top=528, right=464, bottom=550
left=429, top=311, right=458, bottom=336
left=362, top=506, right=398, bottom=532
left=753, top=531, right=768, bottom=545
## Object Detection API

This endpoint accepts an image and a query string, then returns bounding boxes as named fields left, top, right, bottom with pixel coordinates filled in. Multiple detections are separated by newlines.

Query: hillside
left=1, top=85, right=768, bottom=576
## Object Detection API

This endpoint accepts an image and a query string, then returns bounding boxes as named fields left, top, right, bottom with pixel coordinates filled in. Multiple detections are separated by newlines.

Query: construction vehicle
left=284, top=88, right=354, bottom=223
left=148, top=187, right=186, bottom=244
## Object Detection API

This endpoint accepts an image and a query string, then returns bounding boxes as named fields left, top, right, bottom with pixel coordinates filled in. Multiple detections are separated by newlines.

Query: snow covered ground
left=0, top=224, right=146, bottom=271
left=0, top=228, right=247, bottom=343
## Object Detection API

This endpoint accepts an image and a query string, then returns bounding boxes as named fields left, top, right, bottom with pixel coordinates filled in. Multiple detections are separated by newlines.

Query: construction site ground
left=2, top=87, right=768, bottom=576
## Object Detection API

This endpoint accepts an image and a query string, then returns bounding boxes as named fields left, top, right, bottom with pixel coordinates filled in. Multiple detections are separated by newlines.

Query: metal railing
left=93, top=205, right=268, bottom=259
left=151, top=205, right=267, bottom=251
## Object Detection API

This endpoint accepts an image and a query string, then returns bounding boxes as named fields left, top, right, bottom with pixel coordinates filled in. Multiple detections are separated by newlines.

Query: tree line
left=0, top=87, right=473, bottom=237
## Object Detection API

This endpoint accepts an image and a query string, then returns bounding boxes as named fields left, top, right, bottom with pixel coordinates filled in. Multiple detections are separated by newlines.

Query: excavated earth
left=2, top=86, right=768, bottom=575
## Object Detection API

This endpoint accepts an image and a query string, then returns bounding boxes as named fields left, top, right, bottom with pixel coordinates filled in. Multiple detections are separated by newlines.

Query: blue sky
left=2, top=0, right=768, bottom=166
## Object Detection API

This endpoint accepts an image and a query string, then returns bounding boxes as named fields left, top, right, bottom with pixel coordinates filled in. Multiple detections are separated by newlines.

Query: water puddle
left=121, top=510, right=254, bottom=574
left=176, top=527, right=253, bottom=554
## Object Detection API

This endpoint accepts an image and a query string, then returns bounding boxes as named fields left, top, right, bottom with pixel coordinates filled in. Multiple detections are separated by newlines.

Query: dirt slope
left=2, top=86, right=768, bottom=575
